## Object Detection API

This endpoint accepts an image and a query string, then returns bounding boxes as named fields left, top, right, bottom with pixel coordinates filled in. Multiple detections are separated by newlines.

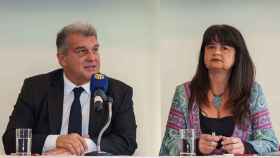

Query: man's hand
left=222, top=136, right=245, bottom=154
left=198, top=134, right=222, bottom=155
left=43, top=148, right=72, bottom=155
left=56, top=133, right=88, bottom=155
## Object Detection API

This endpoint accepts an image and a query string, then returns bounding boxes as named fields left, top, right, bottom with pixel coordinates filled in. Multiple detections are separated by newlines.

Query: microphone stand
left=86, top=97, right=113, bottom=156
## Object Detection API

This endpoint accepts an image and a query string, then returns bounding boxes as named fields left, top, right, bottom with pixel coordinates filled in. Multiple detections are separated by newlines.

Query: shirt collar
left=63, top=73, right=91, bottom=95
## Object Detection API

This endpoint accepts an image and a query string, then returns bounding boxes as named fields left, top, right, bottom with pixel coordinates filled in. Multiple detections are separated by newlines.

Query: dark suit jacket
left=2, top=69, right=137, bottom=155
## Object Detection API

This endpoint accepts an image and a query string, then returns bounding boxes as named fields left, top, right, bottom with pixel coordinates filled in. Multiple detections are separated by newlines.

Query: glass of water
left=178, top=128, right=196, bottom=156
left=16, top=128, right=32, bottom=155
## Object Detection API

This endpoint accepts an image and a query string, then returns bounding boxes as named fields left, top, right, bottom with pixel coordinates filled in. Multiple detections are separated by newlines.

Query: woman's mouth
left=211, top=58, right=223, bottom=62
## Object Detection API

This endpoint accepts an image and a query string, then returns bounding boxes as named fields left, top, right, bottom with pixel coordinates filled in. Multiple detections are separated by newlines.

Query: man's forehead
left=67, top=33, right=97, bottom=40
left=66, top=33, right=98, bottom=45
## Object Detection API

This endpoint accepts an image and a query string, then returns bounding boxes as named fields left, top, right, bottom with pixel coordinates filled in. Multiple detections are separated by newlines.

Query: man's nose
left=86, top=51, right=98, bottom=60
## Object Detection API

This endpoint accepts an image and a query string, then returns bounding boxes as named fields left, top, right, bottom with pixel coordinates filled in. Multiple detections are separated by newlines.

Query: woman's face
left=204, top=42, right=236, bottom=71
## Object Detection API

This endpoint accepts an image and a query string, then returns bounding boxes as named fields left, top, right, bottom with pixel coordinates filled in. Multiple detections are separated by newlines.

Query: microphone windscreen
left=90, top=73, right=109, bottom=93
left=94, top=89, right=107, bottom=101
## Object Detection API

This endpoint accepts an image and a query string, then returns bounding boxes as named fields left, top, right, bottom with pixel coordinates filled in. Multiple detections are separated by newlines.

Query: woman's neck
left=209, top=70, right=230, bottom=95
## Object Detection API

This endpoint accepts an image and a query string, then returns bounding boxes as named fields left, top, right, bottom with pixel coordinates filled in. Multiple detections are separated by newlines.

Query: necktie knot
left=73, top=87, right=84, bottom=98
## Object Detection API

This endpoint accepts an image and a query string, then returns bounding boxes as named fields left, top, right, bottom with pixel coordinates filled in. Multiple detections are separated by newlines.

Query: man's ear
left=57, top=52, right=66, bottom=67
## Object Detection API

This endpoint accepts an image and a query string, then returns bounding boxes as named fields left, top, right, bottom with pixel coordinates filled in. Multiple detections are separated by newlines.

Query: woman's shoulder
left=250, top=81, right=264, bottom=99
left=249, top=81, right=268, bottom=113
left=175, top=81, right=191, bottom=97
left=171, top=81, right=191, bottom=110
left=251, top=81, right=261, bottom=91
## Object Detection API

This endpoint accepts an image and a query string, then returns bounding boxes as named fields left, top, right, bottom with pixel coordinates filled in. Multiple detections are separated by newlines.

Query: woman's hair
left=189, top=24, right=255, bottom=124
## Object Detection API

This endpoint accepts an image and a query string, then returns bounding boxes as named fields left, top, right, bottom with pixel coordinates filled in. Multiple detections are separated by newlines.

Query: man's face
left=57, top=33, right=100, bottom=85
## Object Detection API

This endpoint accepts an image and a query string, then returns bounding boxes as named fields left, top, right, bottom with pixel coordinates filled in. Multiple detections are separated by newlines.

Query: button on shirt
left=42, top=74, right=96, bottom=153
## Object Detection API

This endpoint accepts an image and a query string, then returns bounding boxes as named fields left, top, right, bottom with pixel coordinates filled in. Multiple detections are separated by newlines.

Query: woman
left=160, top=24, right=279, bottom=155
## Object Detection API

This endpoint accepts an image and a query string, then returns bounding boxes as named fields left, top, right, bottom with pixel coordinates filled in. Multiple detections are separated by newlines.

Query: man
left=2, top=22, right=137, bottom=155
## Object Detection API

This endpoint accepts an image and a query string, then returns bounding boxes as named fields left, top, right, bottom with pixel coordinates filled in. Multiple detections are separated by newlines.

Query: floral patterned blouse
left=160, top=82, right=279, bottom=155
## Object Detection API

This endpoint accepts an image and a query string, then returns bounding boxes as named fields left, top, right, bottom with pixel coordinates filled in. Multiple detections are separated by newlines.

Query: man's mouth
left=84, top=65, right=97, bottom=70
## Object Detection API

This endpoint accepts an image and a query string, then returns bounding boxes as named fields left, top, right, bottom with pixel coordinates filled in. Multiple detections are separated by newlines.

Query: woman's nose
left=213, top=48, right=222, bottom=55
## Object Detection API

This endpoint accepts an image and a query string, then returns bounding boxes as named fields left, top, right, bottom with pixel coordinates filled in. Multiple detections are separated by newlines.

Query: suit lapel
left=47, top=70, right=64, bottom=134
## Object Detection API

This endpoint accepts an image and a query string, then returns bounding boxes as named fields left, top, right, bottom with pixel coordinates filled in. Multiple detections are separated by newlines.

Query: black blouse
left=196, top=111, right=256, bottom=155
left=200, top=111, right=234, bottom=137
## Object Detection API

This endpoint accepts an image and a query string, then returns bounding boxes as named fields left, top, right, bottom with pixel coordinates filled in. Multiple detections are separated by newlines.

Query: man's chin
left=84, top=67, right=99, bottom=73
left=84, top=71, right=98, bottom=79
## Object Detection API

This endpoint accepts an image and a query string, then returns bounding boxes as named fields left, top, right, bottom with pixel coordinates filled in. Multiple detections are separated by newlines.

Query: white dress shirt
left=42, top=74, right=96, bottom=153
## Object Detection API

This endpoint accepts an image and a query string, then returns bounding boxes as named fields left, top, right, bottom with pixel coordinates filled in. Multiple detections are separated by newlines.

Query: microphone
left=95, top=96, right=113, bottom=155
left=93, top=89, right=107, bottom=112
left=87, top=73, right=113, bottom=156
left=90, top=73, right=109, bottom=112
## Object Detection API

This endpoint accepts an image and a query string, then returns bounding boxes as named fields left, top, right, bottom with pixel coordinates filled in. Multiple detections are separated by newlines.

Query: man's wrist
left=42, top=135, right=59, bottom=152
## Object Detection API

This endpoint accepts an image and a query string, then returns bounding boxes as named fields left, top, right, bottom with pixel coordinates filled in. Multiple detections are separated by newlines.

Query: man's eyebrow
left=74, top=44, right=100, bottom=50
left=74, top=46, right=87, bottom=50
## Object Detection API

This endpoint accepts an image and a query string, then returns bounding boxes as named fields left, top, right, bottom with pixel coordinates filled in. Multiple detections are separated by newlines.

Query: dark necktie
left=68, top=87, right=84, bottom=135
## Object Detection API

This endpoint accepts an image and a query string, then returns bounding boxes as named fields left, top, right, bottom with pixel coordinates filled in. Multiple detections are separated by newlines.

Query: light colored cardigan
left=160, top=82, right=279, bottom=155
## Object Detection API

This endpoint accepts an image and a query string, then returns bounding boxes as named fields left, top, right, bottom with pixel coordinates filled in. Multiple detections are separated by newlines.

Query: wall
left=0, top=0, right=279, bottom=155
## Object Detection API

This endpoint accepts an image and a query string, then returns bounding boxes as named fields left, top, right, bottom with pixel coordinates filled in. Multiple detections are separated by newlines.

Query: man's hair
left=56, top=22, right=98, bottom=53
